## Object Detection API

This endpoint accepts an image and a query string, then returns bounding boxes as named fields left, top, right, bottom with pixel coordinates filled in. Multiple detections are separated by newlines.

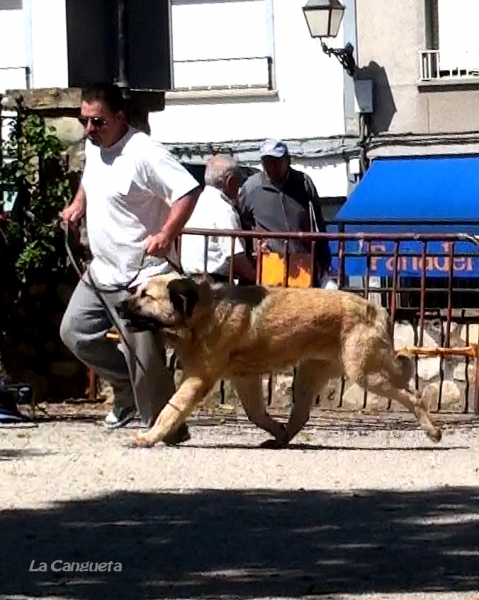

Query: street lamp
left=302, top=0, right=356, bottom=76
left=302, top=0, right=344, bottom=38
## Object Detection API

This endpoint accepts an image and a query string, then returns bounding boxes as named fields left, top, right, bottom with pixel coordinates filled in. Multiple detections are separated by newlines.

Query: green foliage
left=0, top=109, right=72, bottom=280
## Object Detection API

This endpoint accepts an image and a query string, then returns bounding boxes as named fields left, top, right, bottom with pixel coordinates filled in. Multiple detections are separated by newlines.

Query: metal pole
left=116, top=0, right=130, bottom=102
left=0, top=93, right=3, bottom=190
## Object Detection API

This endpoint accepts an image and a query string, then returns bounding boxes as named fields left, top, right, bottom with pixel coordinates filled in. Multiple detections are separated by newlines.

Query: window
left=0, top=0, right=28, bottom=91
left=170, top=0, right=274, bottom=91
left=422, top=0, right=479, bottom=80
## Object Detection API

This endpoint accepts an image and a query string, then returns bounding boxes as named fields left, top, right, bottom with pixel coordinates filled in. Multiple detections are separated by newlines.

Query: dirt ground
left=1, top=406, right=479, bottom=600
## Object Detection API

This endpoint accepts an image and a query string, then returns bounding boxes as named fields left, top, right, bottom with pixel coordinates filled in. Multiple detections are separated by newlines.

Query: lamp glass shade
left=302, top=0, right=345, bottom=38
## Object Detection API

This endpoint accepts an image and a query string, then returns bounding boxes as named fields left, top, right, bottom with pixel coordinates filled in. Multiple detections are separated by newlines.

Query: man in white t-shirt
left=181, top=155, right=256, bottom=283
left=60, top=82, right=200, bottom=441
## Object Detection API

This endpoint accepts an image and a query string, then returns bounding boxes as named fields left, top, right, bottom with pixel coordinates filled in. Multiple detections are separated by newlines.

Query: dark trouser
left=59, top=279, right=175, bottom=426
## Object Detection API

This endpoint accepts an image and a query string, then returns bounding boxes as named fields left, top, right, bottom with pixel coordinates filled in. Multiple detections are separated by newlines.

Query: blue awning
left=335, top=155, right=479, bottom=233
left=330, top=156, right=479, bottom=277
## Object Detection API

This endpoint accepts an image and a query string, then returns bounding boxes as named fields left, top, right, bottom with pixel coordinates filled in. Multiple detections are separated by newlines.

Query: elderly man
left=239, top=138, right=335, bottom=288
left=181, top=155, right=256, bottom=283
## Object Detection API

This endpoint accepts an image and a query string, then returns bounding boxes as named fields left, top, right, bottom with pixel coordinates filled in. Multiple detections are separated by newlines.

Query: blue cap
left=259, top=138, right=289, bottom=158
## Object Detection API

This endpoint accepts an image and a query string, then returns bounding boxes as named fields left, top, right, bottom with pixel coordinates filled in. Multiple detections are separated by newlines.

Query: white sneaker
left=103, top=407, right=136, bottom=429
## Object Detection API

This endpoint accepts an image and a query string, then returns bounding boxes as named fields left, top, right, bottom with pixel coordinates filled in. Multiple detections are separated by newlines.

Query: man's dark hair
left=81, top=82, right=125, bottom=113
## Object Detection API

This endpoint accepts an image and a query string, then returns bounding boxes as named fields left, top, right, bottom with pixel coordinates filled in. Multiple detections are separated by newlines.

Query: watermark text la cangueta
left=30, top=560, right=122, bottom=573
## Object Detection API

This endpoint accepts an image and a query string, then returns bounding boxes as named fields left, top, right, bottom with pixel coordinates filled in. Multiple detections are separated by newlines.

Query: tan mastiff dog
left=120, top=275, right=442, bottom=448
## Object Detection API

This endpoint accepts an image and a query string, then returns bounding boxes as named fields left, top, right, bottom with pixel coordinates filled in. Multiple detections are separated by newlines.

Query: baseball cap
left=259, top=138, right=289, bottom=158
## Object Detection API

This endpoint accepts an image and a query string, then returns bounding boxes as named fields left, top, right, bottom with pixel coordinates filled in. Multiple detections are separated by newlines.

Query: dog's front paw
left=131, top=434, right=155, bottom=448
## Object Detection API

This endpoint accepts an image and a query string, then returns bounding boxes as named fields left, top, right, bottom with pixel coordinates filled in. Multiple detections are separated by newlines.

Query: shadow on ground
left=184, top=442, right=469, bottom=451
left=1, top=486, right=478, bottom=599
left=0, top=448, right=56, bottom=461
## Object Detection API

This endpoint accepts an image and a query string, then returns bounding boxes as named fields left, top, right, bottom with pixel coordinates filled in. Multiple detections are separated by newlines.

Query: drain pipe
left=116, top=0, right=130, bottom=103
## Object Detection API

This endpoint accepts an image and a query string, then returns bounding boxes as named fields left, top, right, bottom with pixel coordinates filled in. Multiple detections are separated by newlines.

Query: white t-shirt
left=82, top=128, right=199, bottom=287
left=180, top=185, right=245, bottom=276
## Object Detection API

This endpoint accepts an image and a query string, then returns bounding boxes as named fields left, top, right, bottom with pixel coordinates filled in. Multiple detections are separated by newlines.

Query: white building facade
left=0, top=0, right=361, bottom=216
left=0, top=0, right=68, bottom=91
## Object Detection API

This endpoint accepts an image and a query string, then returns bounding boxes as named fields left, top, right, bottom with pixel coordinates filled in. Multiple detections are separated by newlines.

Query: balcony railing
left=420, top=49, right=479, bottom=81
left=172, top=56, right=274, bottom=92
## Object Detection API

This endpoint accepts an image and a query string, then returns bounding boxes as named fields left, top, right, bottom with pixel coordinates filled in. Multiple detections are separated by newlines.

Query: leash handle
left=62, top=221, right=185, bottom=293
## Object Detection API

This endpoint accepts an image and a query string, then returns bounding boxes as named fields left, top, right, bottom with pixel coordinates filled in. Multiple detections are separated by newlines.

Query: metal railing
left=190, top=229, right=479, bottom=414
left=172, top=56, right=274, bottom=92
left=420, top=49, right=479, bottom=81
left=95, top=229, right=479, bottom=416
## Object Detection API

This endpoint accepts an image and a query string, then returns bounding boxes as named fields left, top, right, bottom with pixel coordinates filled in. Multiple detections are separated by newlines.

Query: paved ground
left=1, top=412, right=479, bottom=600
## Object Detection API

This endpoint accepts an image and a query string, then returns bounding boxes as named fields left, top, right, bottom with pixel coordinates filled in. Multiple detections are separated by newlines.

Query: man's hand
left=60, top=202, right=84, bottom=228
left=144, top=188, right=200, bottom=257
left=145, top=231, right=174, bottom=256
left=61, top=186, right=86, bottom=228
left=258, top=239, right=271, bottom=254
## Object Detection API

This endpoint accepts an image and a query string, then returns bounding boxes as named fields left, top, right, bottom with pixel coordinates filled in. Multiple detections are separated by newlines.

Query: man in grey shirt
left=239, top=138, right=332, bottom=284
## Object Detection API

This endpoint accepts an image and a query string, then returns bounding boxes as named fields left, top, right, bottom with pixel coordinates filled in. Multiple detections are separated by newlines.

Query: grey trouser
left=59, top=278, right=175, bottom=425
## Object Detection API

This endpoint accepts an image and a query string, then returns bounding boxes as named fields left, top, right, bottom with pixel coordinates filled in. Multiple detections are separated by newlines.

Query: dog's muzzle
left=115, top=299, right=159, bottom=333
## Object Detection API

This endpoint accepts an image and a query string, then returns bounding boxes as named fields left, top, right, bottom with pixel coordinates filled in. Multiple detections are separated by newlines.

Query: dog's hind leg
left=134, top=375, right=213, bottom=448
left=282, top=360, right=340, bottom=446
left=231, top=375, right=287, bottom=445
left=348, top=366, right=442, bottom=443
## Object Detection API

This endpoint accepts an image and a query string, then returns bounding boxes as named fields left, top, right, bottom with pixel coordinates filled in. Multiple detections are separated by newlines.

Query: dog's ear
left=167, top=278, right=200, bottom=318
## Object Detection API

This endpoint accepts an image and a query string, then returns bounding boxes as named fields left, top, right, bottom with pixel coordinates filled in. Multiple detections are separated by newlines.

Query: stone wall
left=1, top=89, right=86, bottom=401
left=3, top=274, right=88, bottom=401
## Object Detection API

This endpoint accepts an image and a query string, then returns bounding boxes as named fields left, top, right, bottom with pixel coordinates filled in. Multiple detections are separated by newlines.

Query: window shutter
left=425, top=0, right=439, bottom=50
left=0, top=1, right=22, bottom=9
left=65, top=0, right=173, bottom=90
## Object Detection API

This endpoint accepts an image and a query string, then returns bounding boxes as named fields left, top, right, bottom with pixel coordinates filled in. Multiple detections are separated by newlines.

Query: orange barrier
left=401, top=345, right=479, bottom=359
left=257, top=252, right=314, bottom=288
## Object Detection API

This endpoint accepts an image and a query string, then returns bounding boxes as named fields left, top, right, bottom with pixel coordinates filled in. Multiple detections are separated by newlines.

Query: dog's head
left=118, top=275, right=211, bottom=332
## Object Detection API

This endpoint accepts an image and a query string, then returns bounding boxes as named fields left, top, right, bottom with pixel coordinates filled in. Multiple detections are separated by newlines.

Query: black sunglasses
left=78, top=116, right=107, bottom=128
